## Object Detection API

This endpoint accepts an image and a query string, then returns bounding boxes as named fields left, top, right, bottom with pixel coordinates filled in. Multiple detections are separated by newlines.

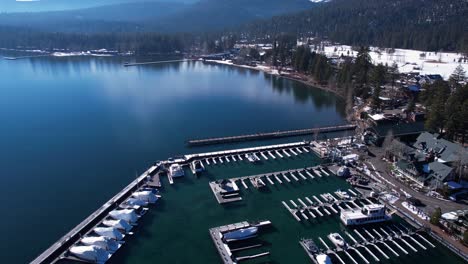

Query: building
left=391, top=133, right=467, bottom=189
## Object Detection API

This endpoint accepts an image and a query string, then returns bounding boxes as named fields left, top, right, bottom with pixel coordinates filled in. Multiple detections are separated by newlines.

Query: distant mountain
left=152, top=0, right=316, bottom=32
left=0, top=0, right=317, bottom=33
left=0, top=0, right=195, bottom=13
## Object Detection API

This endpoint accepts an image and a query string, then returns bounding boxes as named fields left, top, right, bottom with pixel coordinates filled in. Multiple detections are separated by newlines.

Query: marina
left=30, top=140, right=466, bottom=264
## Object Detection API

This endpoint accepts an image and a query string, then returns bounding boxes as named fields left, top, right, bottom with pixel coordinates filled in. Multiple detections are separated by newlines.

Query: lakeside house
left=388, top=132, right=468, bottom=190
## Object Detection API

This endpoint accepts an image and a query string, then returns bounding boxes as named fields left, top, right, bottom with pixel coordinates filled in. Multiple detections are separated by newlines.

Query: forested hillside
left=239, top=0, right=468, bottom=52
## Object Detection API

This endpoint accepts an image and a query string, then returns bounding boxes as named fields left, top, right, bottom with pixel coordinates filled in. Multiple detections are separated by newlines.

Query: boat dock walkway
left=282, top=189, right=374, bottom=222
left=187, top=124, right=356, bottom=146
left=303, top=223, right=435, bottom=264
left=209, top=166, right=332, bottom=204
left=123, top=59, right=194, bottom=67
left=209, top=220, right=272, bottom=264
left=30, top=165, right=160, bottom=264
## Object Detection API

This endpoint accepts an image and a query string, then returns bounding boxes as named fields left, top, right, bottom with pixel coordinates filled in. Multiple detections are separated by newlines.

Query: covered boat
left=223, top=227, right=258, bottom=242
left=132, top=190, right=158, bottom=203
left=102, top=219, right=133, bottom=232
left=125, top=197, right=148, bottom=207
left=316, top=254, right=332, bottom=264
left=108, top=209, right=138, bottom=224
left=94, top=227, right=124, bottom=240
left=69, top=245, right=110, bottom=263
left=80, top=236, right=120, bottom=253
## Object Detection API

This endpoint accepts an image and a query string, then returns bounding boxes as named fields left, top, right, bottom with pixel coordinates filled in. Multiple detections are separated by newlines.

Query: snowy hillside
left=316, top=45, right=468, bottom=80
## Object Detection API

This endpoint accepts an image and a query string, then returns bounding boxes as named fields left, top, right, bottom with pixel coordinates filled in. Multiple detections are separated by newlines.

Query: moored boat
left=80, top=236, right=120, bottom=253
left=223, top=226, right=258, bottom=242
left=169, top=163, right=185, bottom=178
left=69, top=245, right=110, bottom=263
left=328, top=233, right=346, bottom=248
left=93, top=227, right=124, bottom=241
left=340, top=204, right=391, bottom=226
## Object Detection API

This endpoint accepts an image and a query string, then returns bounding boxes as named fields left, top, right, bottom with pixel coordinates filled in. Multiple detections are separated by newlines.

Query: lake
left=0, top=55, right=347, bottom=263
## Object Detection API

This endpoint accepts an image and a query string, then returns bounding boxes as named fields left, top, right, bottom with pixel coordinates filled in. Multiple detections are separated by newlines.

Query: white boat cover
left=441, top=212, right=458, bottom=221
left=70, top=245, right=110, bottom=263
left=132, top=191, right=158, bottom=203
left=102, top=219, right=132, bottom=232
left=316, top=254, right=332, bottom=264
left=108, top=209, right=138, bottom=223
left=94, top=227, right=124, bottom=240
left=81, top=236, right=119, bottom=252
left=125, top=197, right=148, bottom=207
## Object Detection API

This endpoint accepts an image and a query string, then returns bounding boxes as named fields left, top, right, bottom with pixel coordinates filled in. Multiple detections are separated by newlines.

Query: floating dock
left=209, top=220, right=272, bottom=264
left=187, top=124, right=356, bottom=146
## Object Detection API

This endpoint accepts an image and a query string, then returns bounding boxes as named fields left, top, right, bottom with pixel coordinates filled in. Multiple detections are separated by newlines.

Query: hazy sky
left=0, top=0, right=197, bottom=13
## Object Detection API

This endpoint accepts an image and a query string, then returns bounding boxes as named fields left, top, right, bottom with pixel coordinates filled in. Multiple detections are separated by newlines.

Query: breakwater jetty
left=187, top=124, right=356, bottom=146
left=123, top=59, right=194, bottom=67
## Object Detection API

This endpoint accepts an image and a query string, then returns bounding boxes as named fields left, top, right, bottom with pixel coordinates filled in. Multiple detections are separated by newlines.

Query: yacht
left=335, top=189, right=351, bottom=200
left=93, top=227, right=124, bottom=241
left=80, top=236, right=120, bottom=253
left=168, top=164, right=185, bottom=178
left=340, top=204, right=391, bottom=226
left=69, top=245, right=110, bottom=264
left=223, top=226, right=258, bottom=242
left=245, top=153, right=260, bottom=163
left=102, top=219, right=133, bottom=233
left=108, top=209, right=139, bottom=224
left=328, top=233, right=346, bottom=248
left=301, top=238, right=319, bottom=254
left=132, top=190, right=158, bottom=204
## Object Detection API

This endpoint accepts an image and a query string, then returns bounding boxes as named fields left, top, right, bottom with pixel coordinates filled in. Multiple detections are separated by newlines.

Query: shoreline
left=203, top=59, right=346, bottom=99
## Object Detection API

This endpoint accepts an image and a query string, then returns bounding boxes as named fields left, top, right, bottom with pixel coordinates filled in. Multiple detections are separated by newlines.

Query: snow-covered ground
left=205, top=59, right=280, bottom=75
left=316, top=45, right=467, bottom=80
left=52, top=51, right=113, bottom=57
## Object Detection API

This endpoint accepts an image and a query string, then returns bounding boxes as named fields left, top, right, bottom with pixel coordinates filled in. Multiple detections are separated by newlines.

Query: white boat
left=316, top=254, right=332, bottom=264
left=94, top=227, right=124, bottom=241
left=168, top=164, right=185, bottom=178
left=69, top=245, right=110, bottom=264
left=102, top=219, right=133, bottom=232
left=124, top=197, right=148, bottom=207
left=245, top=153, right=259, bottom=163
left=80, top=236, right=120, bottom=253
left=108, top=209, right=138, bottom=224
left=335, top=189, right=351, bottom=200
left=340, top=204, right=391, bottom=226
left=328, top=233, right=346, bottom=247
left=132, top=190, right=158, bottom=204
left=223, top=227, right=258, bottom=242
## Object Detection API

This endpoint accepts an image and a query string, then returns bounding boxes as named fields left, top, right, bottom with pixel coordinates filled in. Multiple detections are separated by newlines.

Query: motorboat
left=168, top=164, right=185, bottom=178
left=102, top=219, right=133, bottom=233
left=316, top=254, right=332, bottom=264
left=80, top=236, right=120, bottom=253
left=223, top=226, right=258, bottom=242
left=301, top=239, right=319, bottom=253
left=335, top=189, right=351, bottom=200
left=132, top=190, right=158, bottom=204
left=108, top=209, right=139, bottom=224
left=93, top=227, right=124, bottom=241
left=328, top=233, right=346, bottom=247
left=69, top=245, right=110, bottom=264
left=340, top=204, right=391, bottom=226
left=124, top=197, right=148, bottom=207
left=245, top=153, right=260, bottom=163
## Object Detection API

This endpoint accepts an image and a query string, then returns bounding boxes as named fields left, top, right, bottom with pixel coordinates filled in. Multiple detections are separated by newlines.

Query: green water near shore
left=66, top=152, right=464, bottom=264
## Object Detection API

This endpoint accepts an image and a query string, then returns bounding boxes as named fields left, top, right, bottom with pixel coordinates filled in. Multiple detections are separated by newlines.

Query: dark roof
left=371, top=121, right=425, bottom=138
left=414, top=132, right=467, bottom=163
left=427, top=161, right=453, bottom=182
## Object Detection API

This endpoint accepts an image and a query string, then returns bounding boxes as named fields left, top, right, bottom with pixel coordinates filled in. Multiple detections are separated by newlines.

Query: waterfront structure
left=340, top=204, right=391, bottom=226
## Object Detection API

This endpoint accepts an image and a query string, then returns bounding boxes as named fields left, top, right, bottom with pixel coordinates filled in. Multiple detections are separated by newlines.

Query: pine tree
left=449, top=64, right=466, bottom=87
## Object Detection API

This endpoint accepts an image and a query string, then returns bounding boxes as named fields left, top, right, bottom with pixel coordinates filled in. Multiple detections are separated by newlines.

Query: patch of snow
left=314, top=45, right=468, bottom=80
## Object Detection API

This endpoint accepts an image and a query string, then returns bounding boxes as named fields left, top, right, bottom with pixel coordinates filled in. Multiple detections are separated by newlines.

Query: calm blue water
left=0, top=55, right=346, bottom=263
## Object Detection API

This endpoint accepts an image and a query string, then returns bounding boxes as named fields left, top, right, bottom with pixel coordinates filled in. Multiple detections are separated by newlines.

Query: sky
left=0, top=0, right=197, bottom=13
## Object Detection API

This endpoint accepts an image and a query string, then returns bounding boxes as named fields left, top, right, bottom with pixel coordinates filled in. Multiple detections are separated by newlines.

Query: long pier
left=187, top=124, right=356, bottom=146
left=123, top=59, right=194, bottom=67
left=30, top=165, right=159, bottom=264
